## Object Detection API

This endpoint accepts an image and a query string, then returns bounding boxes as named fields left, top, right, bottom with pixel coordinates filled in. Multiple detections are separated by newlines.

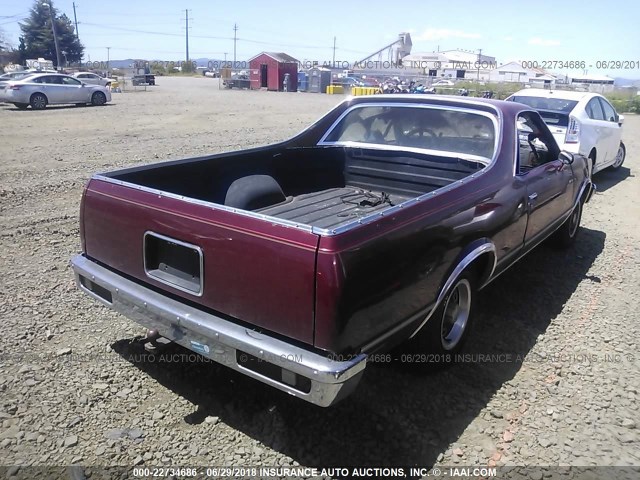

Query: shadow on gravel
left=593, top=166, right=632, bottom=193
left=5, top=104, right=115, bottom=111
left=111, top=227, right=605, bottom=470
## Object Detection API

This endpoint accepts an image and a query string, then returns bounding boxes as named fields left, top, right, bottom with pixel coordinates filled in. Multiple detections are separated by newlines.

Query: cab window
left=516, top=112, right=560, bottom=175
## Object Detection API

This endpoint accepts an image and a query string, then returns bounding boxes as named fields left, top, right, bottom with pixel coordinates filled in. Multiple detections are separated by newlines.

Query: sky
left=1, top=0, right=639, bottom=78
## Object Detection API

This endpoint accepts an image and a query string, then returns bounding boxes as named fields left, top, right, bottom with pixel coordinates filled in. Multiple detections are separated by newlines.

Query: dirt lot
left=0, top=76, right=638, bottom=476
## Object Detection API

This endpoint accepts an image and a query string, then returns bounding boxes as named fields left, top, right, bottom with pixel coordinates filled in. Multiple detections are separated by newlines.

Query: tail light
left=565, top=117, right=580, bottom=144
left=8, top=85, right=21, bottom=90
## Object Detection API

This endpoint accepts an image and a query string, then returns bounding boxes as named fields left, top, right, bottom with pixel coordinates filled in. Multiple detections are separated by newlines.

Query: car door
left=584, top=97, right=614, bottom=167
left=516, top=112, right=576, bottom=246
left=39, top=75, right=66, bottom=103
left=60, top=76, right=87, bottom=103
left=597, top=97, right=623, bottom=166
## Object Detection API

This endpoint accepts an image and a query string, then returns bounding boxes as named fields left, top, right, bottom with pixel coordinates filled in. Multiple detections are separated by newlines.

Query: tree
left=19, top=0, right=84, bottom=67
left=0, top=27, right=8, bottom=51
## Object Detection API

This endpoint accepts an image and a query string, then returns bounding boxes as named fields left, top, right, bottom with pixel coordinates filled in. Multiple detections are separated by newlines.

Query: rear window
left=322, top=105, right=497, bottom=160
left=510, top=96, right=578, bottom=113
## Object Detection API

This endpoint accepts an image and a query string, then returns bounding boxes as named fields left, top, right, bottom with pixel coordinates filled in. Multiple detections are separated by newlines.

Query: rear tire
left=552, top=201, right=582, bottom=249
left=91, top=91, right=107, bottom=106
left=412, top=270, right=477, bottom=366
left=29, top=93, right=47, bottom=110
left=609, top=143, right=625, bottom=171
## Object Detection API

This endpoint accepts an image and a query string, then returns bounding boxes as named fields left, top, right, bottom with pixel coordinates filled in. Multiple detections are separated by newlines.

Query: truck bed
left=258, top=187, right=411, bottom=230
left=104, top=145, right=485, bottom=233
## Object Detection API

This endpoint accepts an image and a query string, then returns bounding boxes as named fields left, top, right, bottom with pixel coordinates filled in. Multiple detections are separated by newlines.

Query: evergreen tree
left=19, top=0, right=84, bottom=67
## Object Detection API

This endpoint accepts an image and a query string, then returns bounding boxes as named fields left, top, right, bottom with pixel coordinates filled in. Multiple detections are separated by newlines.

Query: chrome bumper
left=71, top=255, right=367, bottom=407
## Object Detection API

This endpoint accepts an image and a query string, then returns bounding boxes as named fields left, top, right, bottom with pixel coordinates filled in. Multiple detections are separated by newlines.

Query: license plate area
left=144, top=232, right=203, bottom=296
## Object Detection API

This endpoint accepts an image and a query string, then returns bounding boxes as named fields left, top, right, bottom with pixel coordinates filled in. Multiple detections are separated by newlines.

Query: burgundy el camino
left=71, top=95, right=595, bottom=406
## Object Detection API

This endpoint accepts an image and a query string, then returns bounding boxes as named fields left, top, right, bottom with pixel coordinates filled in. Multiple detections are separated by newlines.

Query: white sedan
left=507, top=89, right=625, bottom=174
left=73, top=72, right=112, bottom=87
left=5, top=73, right=111, bottom=110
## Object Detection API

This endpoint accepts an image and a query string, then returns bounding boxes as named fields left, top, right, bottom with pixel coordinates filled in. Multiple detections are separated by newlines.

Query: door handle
left=528, top=192, right=538, bottom=202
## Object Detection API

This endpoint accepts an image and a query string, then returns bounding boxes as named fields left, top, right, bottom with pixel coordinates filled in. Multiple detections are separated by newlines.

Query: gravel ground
left=0, top=77, right=638, bottom=477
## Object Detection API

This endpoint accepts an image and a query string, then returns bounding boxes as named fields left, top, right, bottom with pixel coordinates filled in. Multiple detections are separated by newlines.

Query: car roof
left=510, top=88, right=596, bottom=101
left=11, top=73, right=76, bottom=82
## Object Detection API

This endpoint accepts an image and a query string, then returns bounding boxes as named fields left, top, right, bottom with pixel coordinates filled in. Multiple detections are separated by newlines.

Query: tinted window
left=40, top=75, right=63, bottom=84
left=510, top=96, right=578, bottom=113
left=586, top=98, right=605, bottom=120
left=598, top=98, right=618, bottom=122
left=62, top=77, right=81, bottom=86
left=324, top=105, right=496, bottom=159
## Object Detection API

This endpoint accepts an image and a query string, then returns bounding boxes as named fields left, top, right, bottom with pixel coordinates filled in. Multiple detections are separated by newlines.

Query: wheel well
left=30, top=92, right=47, bottom=101
left=466, top=252, right=495, bottom=287
left=589, top=148, right=596, bottom=165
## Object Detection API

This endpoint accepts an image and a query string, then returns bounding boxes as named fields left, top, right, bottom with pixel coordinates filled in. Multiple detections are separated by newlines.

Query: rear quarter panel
left=82, top=179, right=319, bottom=345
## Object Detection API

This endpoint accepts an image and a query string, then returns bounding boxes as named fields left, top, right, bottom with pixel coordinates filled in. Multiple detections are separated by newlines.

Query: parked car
left=73, top=72, right=112, bottom=88
left=0, top=70, right=55, bottom=102
left=432, top=79, right=455, bottom=86
left=507, top=89, right=625, bottom=174
left=71, top=96, right=594, bottom=407
left=223, top=75, right=250, bottom=89
left=132, top=74, right=155, bottom=86
left=4, top=73, right=111, bottom=109
left=341, top=76, right=364, bottom=87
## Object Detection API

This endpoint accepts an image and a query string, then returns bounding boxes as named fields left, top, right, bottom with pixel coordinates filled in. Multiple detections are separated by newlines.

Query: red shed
left=248, top=52, right=299, bottom=92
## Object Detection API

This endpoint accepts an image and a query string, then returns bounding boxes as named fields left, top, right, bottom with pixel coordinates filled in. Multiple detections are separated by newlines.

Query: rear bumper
left=71, top=255, right=366, bottom=407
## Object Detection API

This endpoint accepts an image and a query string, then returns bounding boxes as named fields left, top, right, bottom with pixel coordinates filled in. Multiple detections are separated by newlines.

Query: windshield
left=322, top=105, right=497, bottom=160
left=510, top=96, right=578, bottom=113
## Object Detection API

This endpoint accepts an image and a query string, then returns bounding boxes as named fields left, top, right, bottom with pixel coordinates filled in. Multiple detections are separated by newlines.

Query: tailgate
left=82, top=178, right=320, bottom=345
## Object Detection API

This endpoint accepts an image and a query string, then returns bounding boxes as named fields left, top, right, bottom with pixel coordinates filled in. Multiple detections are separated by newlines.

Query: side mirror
left=559, top=151, right=574, bottom=165
left=618, top=114, right=625, bottom=126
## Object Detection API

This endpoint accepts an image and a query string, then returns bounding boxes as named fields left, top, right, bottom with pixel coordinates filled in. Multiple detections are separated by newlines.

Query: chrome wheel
left=612, top=144, right=625, bottom=169
left=440, top=278, right=472, bottom=351
left=569, top=203, right=581, bottom=238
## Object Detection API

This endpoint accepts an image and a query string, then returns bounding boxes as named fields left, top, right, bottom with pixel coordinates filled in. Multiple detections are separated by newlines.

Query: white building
left=569, top=74, right=615, bottom=93
left=488, top=61, right=562, bottom=86
left=402, top=49, right=496, bottom=80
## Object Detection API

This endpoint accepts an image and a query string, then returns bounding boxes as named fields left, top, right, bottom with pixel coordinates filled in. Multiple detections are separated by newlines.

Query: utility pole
left=476, top=48, right=482, bottom=94
left=185, top=9, right=190, bottom=67
left=224, top=52, right=227, bottom=64
left=233, top=23, right=238, bottom=68
left=332, top=36, right=336, bottom=67
left=72, top=2, right=79, bottom=39
left=106, top=46, right=110, bottom=73
left=44, top=1, right=62, bottom=70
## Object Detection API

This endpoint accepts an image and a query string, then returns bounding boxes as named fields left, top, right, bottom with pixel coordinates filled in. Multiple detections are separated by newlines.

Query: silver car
left=73, top=72, right=112, bottom=88
left=4, top=73, right=112, bottom=110
left=0, top=71, right=42, bottom=102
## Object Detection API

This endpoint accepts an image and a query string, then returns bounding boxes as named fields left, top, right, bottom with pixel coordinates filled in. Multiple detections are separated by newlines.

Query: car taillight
left=565, top=116, right=580, bottom=144
left=8, top=85, right=20, bottom=90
